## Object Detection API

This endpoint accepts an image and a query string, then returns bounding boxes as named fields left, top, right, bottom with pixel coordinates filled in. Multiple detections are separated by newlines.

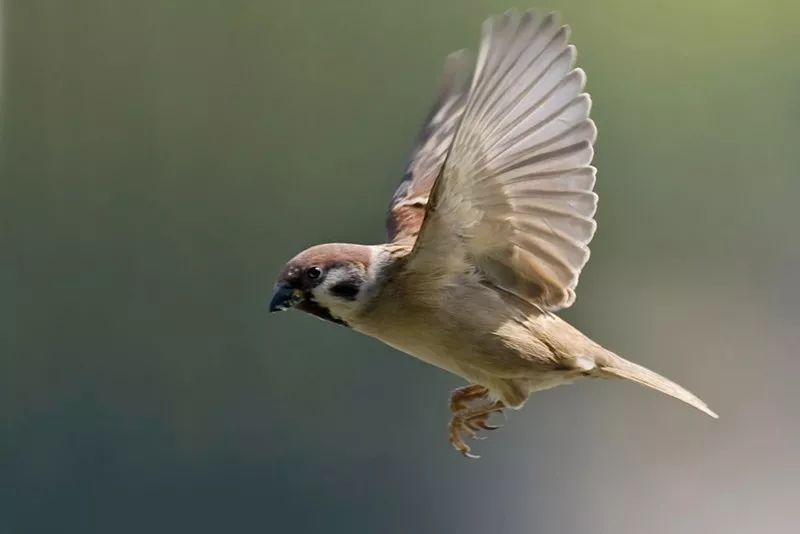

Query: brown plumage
left=269, top=10, right=717, bottom=458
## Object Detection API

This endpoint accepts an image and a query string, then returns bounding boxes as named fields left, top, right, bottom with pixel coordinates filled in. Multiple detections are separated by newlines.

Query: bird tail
left=598, top=353, right=718, bottom=419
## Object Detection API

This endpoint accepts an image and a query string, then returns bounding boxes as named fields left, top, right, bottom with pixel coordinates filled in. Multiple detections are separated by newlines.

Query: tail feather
left=599, top=355, right=718, bottom=419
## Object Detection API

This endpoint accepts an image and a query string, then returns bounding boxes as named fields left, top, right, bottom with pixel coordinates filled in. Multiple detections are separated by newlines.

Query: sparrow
left=269, top=9, right=717, bottom=458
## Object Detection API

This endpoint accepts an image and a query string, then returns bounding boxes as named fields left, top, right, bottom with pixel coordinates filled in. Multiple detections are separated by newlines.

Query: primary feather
left=409, top=10, right=598, bottom=311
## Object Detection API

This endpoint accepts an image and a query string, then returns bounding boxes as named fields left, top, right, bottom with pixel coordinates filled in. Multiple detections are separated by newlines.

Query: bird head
left=269, top=243, right=376, bottom=326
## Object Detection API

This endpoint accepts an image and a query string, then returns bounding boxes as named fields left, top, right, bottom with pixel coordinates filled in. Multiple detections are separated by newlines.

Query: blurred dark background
left=2, top=1, right=799, bottom=532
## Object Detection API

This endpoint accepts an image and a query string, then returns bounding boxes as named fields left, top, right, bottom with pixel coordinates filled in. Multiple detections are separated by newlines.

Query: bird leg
left=449, top=384, right=490, bottom=413
left=448, top=385, right=505, bottom=459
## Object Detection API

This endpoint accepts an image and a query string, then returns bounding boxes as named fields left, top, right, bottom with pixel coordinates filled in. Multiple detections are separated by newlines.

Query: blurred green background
left=2, top=0, right=799, bottom=532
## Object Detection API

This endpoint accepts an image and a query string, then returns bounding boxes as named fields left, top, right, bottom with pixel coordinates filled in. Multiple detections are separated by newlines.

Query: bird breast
left=352, top=274, right=566, bottom=381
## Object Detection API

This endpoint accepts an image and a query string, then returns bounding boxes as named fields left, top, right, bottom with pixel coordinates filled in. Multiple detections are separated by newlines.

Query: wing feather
left=386, top=50, right=474, bottom=242
left=407, top=10, right=598, bottom=310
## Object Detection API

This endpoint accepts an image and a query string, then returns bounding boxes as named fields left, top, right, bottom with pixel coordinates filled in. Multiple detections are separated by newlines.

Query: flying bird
left=269, top=10, right=717, bottom=458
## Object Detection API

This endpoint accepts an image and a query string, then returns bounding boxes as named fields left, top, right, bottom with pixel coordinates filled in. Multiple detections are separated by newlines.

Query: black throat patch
left=296, top=298, right=350, bottom=328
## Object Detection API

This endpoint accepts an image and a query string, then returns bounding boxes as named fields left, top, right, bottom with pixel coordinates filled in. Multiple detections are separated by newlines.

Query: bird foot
left=448, top=398, right=505, bottom=459
left=449, top=384, right=490, bottom=413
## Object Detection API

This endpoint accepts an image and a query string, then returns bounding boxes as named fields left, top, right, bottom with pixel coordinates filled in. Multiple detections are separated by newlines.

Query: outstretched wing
left=408, top=10, right=598, bottom=311
left=386, top=50, right=474, bottom=243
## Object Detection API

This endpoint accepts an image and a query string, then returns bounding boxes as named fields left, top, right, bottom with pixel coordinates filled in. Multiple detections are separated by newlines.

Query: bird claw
left=477, top=421, right=501, bottom=431
left=448, top=415, right=472, bottom=457
left=450, top=427, right=482, bottom=459
left=447, top=398, right=505, bottom=459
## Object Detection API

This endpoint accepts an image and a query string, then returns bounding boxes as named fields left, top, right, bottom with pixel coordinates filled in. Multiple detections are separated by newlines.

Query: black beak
left=269, top=284, right=303, bottom=312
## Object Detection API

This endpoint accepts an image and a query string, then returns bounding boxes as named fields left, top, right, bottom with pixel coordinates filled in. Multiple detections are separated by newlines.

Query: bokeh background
left=2, top=1, right=799, bottom=532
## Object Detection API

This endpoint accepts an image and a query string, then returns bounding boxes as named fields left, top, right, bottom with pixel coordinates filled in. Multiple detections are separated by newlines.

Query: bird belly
left=371, top=329, right=478, bottom=378
left=357, top=311, right=580, bottom=408
left=353, top=279, right=597, bottom=406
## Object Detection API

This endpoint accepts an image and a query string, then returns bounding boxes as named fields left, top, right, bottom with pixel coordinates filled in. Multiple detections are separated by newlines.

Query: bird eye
left=306, top=266, right=322, bottom=279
